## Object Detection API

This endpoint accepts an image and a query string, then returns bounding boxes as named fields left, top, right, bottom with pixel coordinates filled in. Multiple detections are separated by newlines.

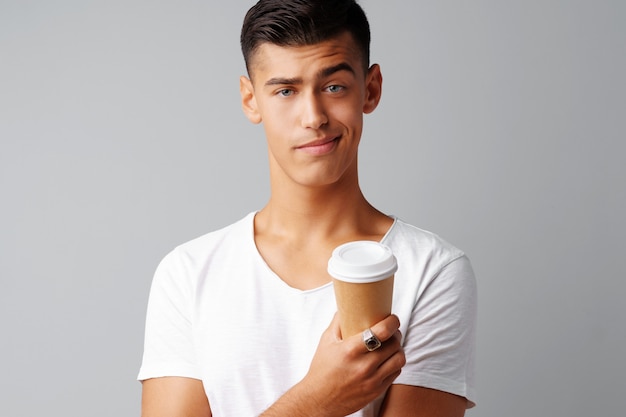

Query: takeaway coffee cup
left=328, top=241, right=398, bottom=338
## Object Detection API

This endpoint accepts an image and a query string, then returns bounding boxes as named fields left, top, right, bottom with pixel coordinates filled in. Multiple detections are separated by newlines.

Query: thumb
left=322, top=312, right=342, bottom=342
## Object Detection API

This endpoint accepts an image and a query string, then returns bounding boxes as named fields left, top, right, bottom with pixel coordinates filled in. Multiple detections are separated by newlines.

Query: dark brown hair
left=240, top=0, right=371, bottom=74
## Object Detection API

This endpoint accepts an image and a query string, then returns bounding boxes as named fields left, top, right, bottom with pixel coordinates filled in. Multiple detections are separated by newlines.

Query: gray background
left=1, top=0, right=624, bottom=416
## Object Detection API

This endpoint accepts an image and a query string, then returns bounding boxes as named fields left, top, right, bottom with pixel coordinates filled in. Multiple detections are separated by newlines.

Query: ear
left=363, top=64, right=383, bottom=114
left=240, top=75, right=262, bottom=124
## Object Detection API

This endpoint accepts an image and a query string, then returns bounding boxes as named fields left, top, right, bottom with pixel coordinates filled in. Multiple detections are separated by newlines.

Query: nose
left=300, top=92, right=328, bottom=129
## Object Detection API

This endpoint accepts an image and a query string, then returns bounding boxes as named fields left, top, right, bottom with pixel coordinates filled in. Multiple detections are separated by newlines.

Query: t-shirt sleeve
left=137, top=248, right=201, bottom=381
left=394, top=254, right=477, bottom=407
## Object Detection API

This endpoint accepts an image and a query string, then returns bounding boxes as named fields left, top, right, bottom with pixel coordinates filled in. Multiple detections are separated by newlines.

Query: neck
left=255, top=174, right=389, bottom=244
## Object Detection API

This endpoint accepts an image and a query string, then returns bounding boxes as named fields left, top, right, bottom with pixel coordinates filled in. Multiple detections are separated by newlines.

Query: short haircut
left=240, top=0, right=371, bottom=75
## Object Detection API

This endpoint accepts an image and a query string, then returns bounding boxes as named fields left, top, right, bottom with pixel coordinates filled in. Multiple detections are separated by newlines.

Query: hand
left=300, top=314, right=406, bottom=416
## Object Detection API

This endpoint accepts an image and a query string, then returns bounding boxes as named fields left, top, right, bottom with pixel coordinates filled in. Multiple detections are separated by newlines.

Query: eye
left=326, top=85, right=345, bottom=93
left=277, top=88, right=294, bottom=97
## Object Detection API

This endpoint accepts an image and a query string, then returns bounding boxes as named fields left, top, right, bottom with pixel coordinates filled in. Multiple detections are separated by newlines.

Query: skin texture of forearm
left=259, top=382, right=333, bottom=417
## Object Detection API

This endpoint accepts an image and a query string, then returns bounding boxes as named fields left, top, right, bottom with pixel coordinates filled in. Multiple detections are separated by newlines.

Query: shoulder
left=174, top=212, right=254, bottom=256
left=384, top=218, right=467, bottom=267
left=155, top=212, right=256, bottom=276
left=383, top=217, right=475, bottom=299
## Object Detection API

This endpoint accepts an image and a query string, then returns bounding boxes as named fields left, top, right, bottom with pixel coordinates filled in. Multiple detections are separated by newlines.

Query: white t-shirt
left=138, top=213, right=477, bottom=415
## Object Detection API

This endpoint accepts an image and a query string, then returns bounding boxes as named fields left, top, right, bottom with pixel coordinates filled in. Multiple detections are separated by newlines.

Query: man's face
left=240, top=32, right=382, bottom=189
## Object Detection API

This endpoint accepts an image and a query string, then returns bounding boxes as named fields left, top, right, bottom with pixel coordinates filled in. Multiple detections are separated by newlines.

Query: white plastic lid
left=327, top=241, right=398, bottom=283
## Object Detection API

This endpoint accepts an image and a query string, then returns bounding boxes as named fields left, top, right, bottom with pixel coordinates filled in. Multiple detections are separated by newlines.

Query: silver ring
left=362, top=328, right=382, bottom=351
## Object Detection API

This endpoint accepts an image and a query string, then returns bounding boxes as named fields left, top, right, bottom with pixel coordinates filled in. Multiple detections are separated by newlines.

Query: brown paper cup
left=328, top=241, right=398, bottom=338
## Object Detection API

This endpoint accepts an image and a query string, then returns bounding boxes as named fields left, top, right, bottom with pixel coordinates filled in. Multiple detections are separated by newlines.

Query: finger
left=372, top=331, right=403, bottom=360
left=368, top=314, right=401, bottom=343
left=358, top=328, right=401, bottom=357
left=380, top=368, right=403, bottom=389
left=369, top=338, right=405, bottom=385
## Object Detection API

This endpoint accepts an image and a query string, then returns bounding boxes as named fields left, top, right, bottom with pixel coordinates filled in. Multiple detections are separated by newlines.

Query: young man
left=138, top=1, right=477, bottom=416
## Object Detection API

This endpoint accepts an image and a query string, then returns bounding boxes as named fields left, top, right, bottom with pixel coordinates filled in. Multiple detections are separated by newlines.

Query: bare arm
left=141, top=376, right=211, bottom=417
left=379, top=384, right=467, bottom=417
left=260, top=314, right=406, bottom=417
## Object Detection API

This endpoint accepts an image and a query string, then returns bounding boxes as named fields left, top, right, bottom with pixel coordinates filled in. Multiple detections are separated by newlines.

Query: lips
left=296, top=136, right=340, bottom=155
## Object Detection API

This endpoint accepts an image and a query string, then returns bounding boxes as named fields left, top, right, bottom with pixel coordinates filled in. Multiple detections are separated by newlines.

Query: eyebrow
left=319, top=62, right=356, bottom=79
left=264, top=62, right=356, bottom=87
